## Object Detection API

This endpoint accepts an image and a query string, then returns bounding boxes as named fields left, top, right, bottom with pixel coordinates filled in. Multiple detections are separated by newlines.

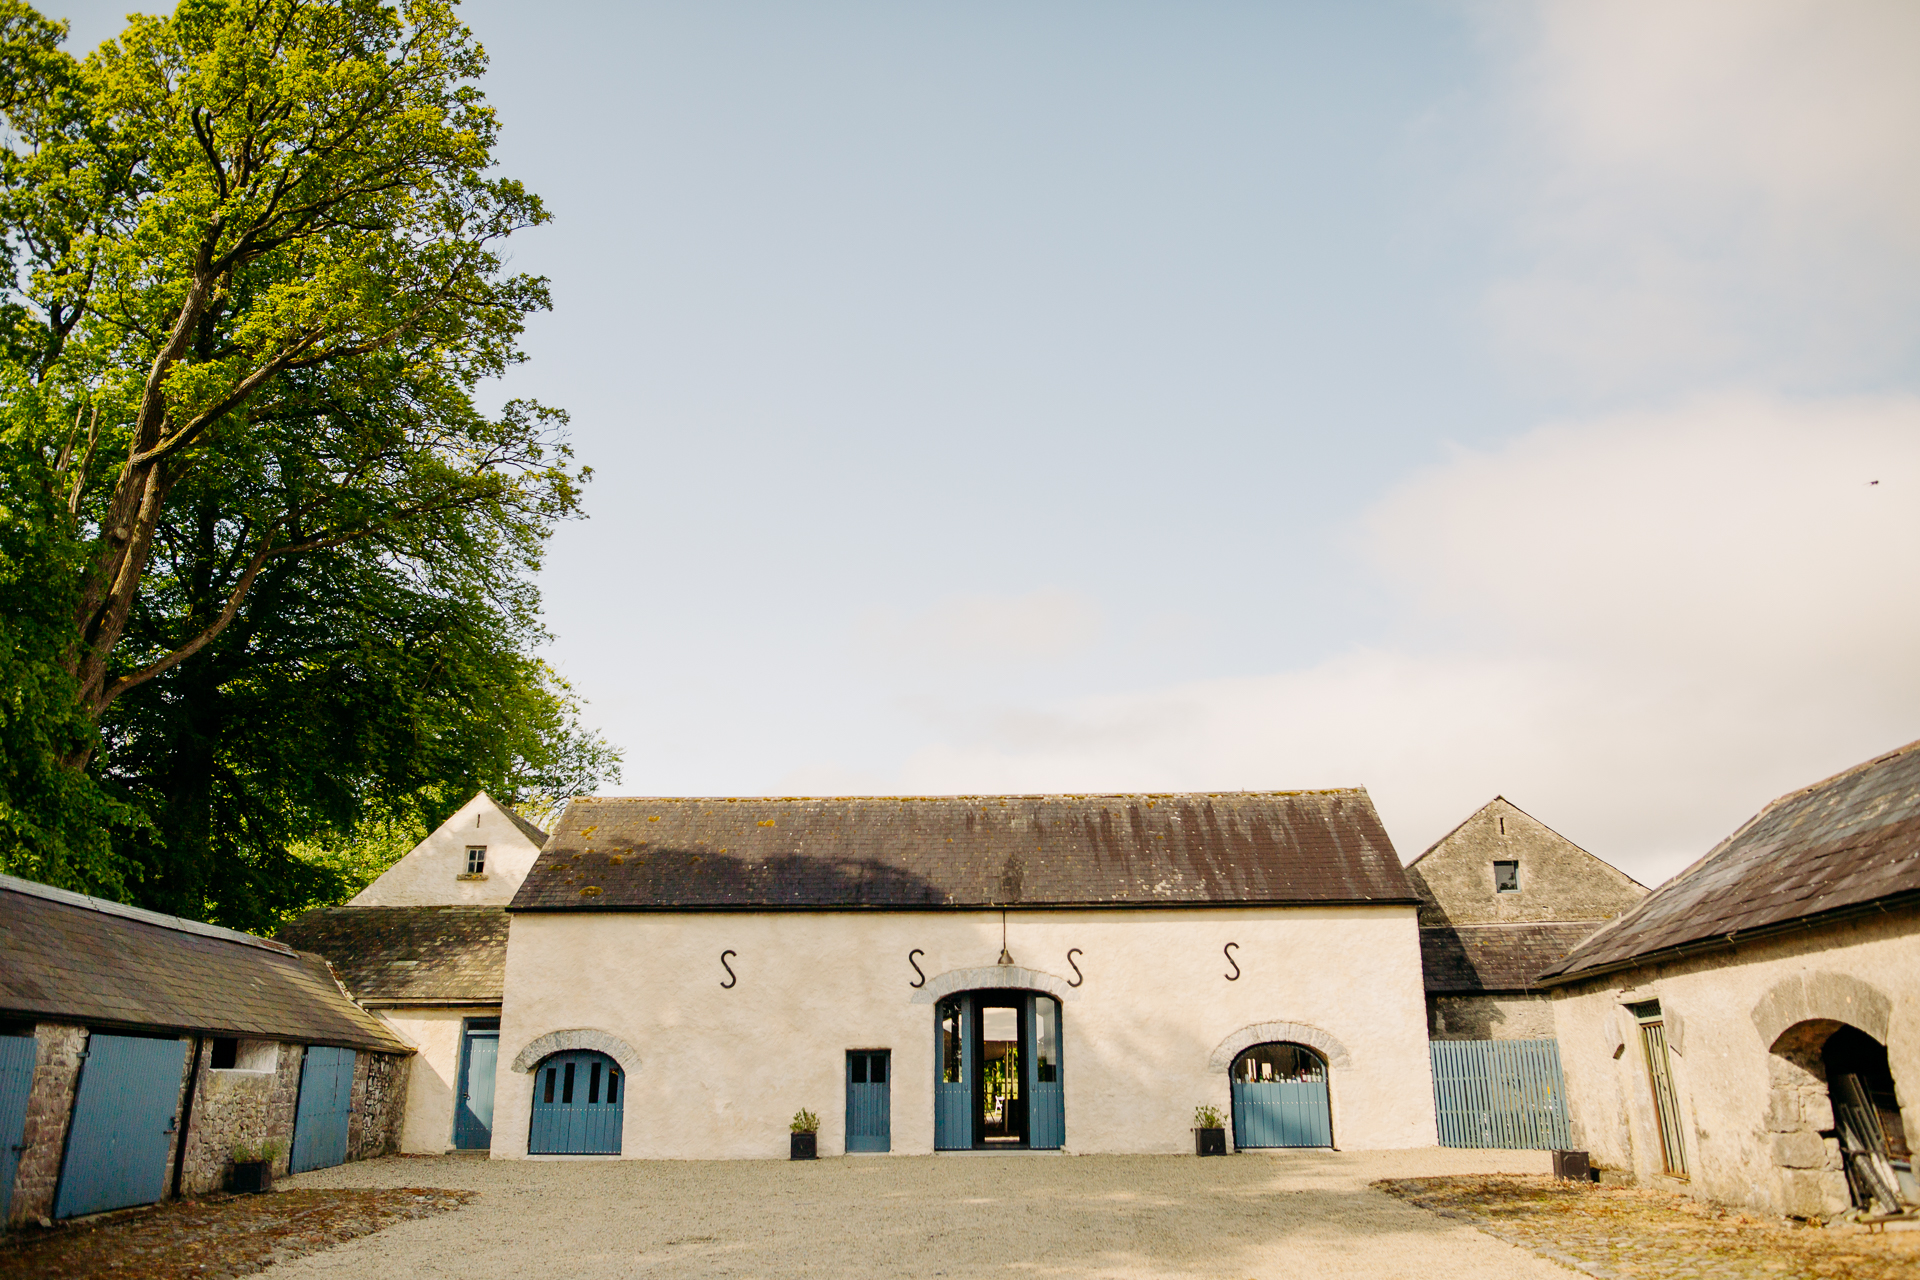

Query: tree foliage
left=0, top=0, right=618, bottom=930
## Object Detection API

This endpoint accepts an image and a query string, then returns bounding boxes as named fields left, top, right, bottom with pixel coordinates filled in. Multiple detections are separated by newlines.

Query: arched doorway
left=1769, top=1019, right=1913, bottom=1216
left=1230, top=1042, right=1331, bottom=1149
left=1822, top=1026, right=1911, bottom=1214
left=934, top=991, right=1063, bottom=1150
left=529, top=1050, right=624, bottom=1155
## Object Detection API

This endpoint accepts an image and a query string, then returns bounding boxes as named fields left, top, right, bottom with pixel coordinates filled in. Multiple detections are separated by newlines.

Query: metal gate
left=528, top=1051, right=622, bottom=1154
left=1231, top=1043, right=1333, bottom=1148
left=0, top=1035, right=39, bottom=1221
left=54, top=1034, right=188, bottom=1218
left=291, top=1046, right=357, bottom=1173
left=1430, top=1039, right=1571, bottom=1149
left=453, top=1023, right=499, bottom=1150
left=846, top=1050, right=891, bottom=1152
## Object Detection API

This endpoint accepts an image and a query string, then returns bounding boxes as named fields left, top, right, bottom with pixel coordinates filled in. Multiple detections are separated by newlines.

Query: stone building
left=0, top=875, right=410, bottom=1225
left=1407, top=797, right=1645, bottom=1040
left=280, top=791, right=544, bottom=1153
left=1541, top=740, right=1920, bottom=1220
left=491, top=789, right=1438, bottom=1160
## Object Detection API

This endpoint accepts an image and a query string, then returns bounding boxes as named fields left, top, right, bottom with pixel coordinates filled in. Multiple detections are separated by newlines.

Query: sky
left=46, top=1, right=1920, bottom=887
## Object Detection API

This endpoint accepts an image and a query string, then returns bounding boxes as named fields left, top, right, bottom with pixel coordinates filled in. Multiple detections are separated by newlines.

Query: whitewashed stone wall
left=493, top=904, right=1434, bottom=1159
left=378, top=1007, right=500, bottom=1152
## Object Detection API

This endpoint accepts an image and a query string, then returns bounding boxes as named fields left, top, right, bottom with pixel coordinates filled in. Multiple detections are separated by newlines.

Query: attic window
left=466, top=846, right=486, bottom=875
left=1494, top=860, right=1520, bottom=893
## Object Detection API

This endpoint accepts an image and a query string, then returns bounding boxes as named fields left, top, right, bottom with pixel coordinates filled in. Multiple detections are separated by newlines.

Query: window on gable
left=466, top=846, right=486, bottom=875
left=1494, top=860, right=1520, bottom=893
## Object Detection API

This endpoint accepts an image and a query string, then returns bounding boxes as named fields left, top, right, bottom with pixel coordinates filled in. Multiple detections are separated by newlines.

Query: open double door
left=934, top=991, right=1063, bottom=1150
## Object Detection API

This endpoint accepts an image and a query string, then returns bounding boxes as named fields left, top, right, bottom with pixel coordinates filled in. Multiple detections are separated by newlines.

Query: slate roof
left=278, top=906, right=509, bottom=1005
left=1541, top=739, right=1920, bottom=983
left=0, top=875, right=409, bottom=1052
left=497, top=802, right=550, bottom=849
left=1420, top=922, right=1605, bottom=994
left=511, top=791, right=1414, bottom=911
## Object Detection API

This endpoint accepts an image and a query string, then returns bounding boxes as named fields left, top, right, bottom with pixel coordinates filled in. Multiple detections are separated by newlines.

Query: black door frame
left=970, top=992, right=1032, bottom=1149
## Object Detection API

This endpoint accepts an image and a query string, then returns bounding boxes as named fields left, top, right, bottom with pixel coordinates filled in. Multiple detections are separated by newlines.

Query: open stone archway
left=511, top=1028, right=641, bottom=1075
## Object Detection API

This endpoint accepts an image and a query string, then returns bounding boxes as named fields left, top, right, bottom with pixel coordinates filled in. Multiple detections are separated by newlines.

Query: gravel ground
left=271, top=1148, right=1567, bottom=1279
left=1378, top=1175, right=1920, bottom=1280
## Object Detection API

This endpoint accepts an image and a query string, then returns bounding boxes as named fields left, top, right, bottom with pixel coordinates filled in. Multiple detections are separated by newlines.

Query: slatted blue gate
left=846, top=1050, right=891, bottom=1152
left=54, top=1034, right=187, bottom=1218
left=291, top=1046, right=357, bottom=1173
left=934, top=996, right=973, bottom=1150
left=453, top=1024, right=499, bottom=1150
left=1430, top=1039, right=1570, bottom=1149
left=1231, top=1043, right=1333, bottom=1148
left=528, top=1051, right=623, bottom=1154
left=0, top=1035, right=39, bottom=1221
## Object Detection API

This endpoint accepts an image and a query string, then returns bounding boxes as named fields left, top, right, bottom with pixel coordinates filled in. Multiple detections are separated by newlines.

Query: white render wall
left=352, top=794, right=543, bottom=907
left=1550, top=909, right=1920, bottom=1219
left=376, top=1006, right=500, bottom=1153
left=492, top=904, right=1434, bottom=1160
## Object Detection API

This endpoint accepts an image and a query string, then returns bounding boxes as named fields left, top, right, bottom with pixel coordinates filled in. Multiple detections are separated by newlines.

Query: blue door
left=54, top=1034, right=187, bottom=1218
left=1028, top=996, right=1064, bottom=1150
left=934, top=996, right=973, bottom=1150
left=0, top=1035, right=40, bottom=1221
left=453, top=1021, right=500, bottom=1150
left=528, top=1051, right=623, bottom=1154
left=1231, top=1043, right=1333, bottom=1148
left=291, top=1046, right=357, bottom=1173
left=847, top=1050, right=891, bottom=1152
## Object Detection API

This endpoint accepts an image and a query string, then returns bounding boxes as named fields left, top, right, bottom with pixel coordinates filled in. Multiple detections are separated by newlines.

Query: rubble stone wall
left=6, top=1022, right=86, bottom=1226
left=176, top=1040, right=303, bottom=1196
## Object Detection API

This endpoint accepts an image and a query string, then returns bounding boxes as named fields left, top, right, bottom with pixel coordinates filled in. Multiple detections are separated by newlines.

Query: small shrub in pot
left=790, top=1108, right=820, bottom=1160
left=1193, top=1104, right=1227, bottom=1157
left=229, top=1140, right=280, bottom=1193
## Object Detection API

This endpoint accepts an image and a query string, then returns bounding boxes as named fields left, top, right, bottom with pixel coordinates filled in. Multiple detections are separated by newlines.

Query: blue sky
left=48, top=2, right=1920, bottom=884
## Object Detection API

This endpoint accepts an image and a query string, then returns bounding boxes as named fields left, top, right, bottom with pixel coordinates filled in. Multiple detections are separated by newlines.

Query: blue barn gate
left=1430, top=1039, right=1570, bottom=1149
left=453, top=1022, right=499, bottom=1150
left=0, top=1035, right=39, bottom=1221
left=291, top=1046, right=357, bottom=1173
left=846, top=1050, right=891, bottom=1152
left=1230, top=1043, right=1333, bottom=1149
left=54, top=1034, right=188, bottom=1218
left=528, top=1051, right=623, bottom=1154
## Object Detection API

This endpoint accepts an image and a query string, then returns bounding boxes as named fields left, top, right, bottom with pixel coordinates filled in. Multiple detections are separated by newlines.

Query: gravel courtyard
left=273, top=1148, right=1567, bottom=1279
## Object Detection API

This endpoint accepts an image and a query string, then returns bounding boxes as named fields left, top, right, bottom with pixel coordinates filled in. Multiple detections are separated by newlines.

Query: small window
left=606, top=1069, right=619, bottom=1104
left=1494, top=860, right=1520, bottom=893
left=588, top=1060, right=602, bottom=1104
left=850, top=1054, right=868, bottom=1084
left=562, top=1061, right=576, bottom=1105
left=544, top=1067, right=556, bottom=1104
left=466, top=846, right=486, bottom=874
left=210, top=1038, right=238, bottom=1069
left=870, top=1054, right=886, bottom=1085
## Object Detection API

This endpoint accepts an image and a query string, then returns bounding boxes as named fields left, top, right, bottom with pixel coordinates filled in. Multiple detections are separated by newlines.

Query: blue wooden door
left=1231, top=1043, right=1332, bottom=1149
left=1028, top=995, right=1064, bottom=1150
left=0, top=1035, right=39, bottom=1221
left=54, top=1034, right=187, bottom=1218
left=291, top=1046, right=357, bottom=1173
left=453, top=1024, right=499, bottom=1150
left=1430, top=1039, right=1571, bottom=1149
left=846, top=1050, right=891, bottom=1152
left=933, top=995, right=972, bottom=1150
left=528, top=1051, right=623, bottom=1154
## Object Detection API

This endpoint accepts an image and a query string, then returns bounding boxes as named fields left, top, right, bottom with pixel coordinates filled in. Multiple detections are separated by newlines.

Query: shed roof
left=278, top=906, right=509, bottom=1006
left=1541, top=739, right=1920, bottom=983
left=0, top=875, right=409, bottom=1053
left=1420, top=922, right=1605, bottom=994
left=511, top=790, right=1414, bottom=911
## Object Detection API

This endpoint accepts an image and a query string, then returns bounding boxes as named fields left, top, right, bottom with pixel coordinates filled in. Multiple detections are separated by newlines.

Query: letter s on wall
left=720, top=949, right=738, bottom=989
left=908, top=948, right=926, bottom=988
left=1223, top=941, right=1241, bottom=981
left=1066, top=948, right=1084, bottom=988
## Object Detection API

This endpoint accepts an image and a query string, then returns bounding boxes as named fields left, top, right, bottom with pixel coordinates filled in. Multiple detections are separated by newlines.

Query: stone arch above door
left=1208, top=1021, right=1352, bottom=1072
left=909, top=965, right=1080, bottom=1005
left=1752, top=972, right=1892, bottom=1050
left=511, top=1028, right=641, bottom=1074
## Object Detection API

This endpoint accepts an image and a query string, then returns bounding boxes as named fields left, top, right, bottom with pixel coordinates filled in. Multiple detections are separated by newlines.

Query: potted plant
left=1193, top=1104, right=1227, bottom=1156
left=789, top=1108, right=820, bottom=1160
left=229, top=1140, right=279, bottom=1192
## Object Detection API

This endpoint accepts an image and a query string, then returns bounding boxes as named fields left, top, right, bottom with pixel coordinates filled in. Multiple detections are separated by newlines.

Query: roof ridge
left=573, top=788, right=1367, bottom=803
left=0, top=872, right=295, bottom=956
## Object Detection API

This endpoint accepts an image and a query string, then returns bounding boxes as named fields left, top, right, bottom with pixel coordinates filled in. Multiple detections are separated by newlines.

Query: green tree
left=0, top=0, right=618, bottom=928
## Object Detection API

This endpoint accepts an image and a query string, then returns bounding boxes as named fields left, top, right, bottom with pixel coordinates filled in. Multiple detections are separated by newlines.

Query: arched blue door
left=529, top=1050, right=623, bottom=1154
left=1230, top=1043, right=1332, bottom=1148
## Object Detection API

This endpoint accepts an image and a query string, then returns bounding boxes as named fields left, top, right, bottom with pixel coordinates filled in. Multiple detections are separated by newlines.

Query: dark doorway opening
left=1823, top=1025, right=1911, bottom=1213
left=975, top=998, right=1027, bottom=1147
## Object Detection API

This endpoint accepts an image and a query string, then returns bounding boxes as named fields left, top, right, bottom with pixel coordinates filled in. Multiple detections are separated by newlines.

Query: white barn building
left=491, top=790, right=1438, bottom=1159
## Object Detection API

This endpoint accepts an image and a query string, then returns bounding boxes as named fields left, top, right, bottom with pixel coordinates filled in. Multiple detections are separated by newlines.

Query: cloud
left=855, top=588, right=1102, bottom=665
left=1476, top=0, right=1920, bottom=391
left=871, top=395, right=1920, bottom=885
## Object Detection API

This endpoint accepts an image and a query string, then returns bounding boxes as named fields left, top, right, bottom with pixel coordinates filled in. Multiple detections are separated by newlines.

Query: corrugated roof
left=511, top=790, right=1413, bottom=911
left=1541, top=739, right=1920, bottom=983
left=278, top=906, right=508, bottom=1005
left=1420, top=922, right=1605, bottom=993
left=0, top=876, right=410, bottom=1052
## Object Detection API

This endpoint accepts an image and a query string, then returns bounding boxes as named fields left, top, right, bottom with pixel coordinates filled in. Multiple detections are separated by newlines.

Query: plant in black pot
left=229, top=1140, right=279, bottom=1193
left=1193, top=1104, right=1227, bottom=1156
left=790, top=1108, right=820, bottom=1160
